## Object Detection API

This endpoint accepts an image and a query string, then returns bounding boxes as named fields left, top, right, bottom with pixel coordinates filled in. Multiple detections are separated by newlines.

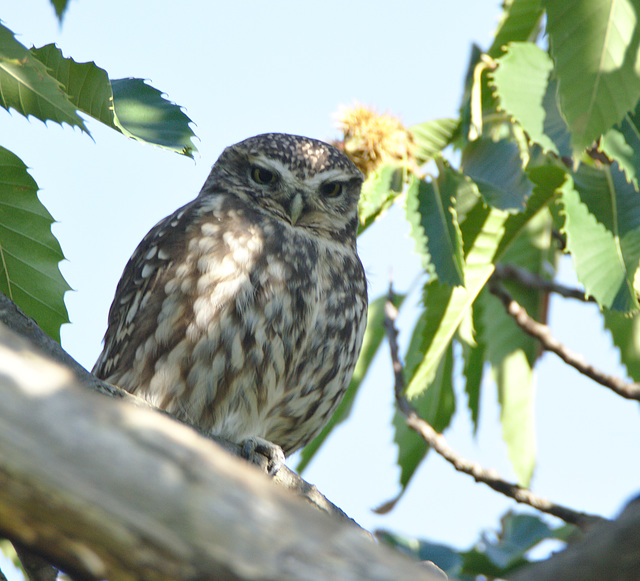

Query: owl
left=93, top=133, right=368, bottom=471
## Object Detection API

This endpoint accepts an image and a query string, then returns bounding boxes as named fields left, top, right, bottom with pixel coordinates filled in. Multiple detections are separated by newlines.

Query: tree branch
left=493, top=263, right=595, bottom=303
left=0, top=293, right=357, bottom=524
left=0, top=308, right=441, bottom=581
left=511, top=497, right=640, bottom=581
left=488, top=278, right=640, bottom=401
left=383, top=287, right=604, bottom=531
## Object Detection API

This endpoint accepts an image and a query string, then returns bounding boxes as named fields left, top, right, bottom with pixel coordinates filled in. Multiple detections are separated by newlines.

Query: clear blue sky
left=2, top=1, right=639, bottom=576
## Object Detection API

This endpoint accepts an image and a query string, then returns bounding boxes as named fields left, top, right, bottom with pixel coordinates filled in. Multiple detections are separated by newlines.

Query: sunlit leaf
left=403, top=168, right=563, bottom=404
left=562, top=162, right=640, bottom=312
left=492, top=42, right=571, bottom=156
left=410, top=118, right=458, bottom=163
left=30, top=44, right=197, bottom=157
left=0, top=147, right=70, bottom=341
left=544, top=0, right=640, bottom=154
left=600, top=104, right=640, bottom=189
left=0, top=24, right=86, bottom=131
left=357, top=164, right=404, bottom=234
left=488, top=0, right=544, bottom=57
left=111, top=78, right=197, bottom=156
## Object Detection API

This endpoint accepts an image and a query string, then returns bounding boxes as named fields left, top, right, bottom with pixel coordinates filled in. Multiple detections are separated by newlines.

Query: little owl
left=93, top=133, right=368, bottom=471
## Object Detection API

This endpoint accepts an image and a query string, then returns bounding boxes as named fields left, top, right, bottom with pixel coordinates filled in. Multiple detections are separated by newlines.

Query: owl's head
left=202, top=133, right=364, bottom=242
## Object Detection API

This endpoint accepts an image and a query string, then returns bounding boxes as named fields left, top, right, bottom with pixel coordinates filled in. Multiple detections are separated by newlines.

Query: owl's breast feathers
left=93, top=192, right=367, bottom=453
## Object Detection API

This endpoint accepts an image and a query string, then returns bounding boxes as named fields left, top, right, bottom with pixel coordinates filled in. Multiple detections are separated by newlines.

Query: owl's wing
left=92, top=200, right=197, bottom=382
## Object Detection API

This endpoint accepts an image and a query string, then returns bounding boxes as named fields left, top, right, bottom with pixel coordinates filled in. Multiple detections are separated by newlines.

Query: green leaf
left=487, top=513, right=554, bottom=567
left=462, top=138, right=534, bottom=212
left=488, top=0, right=544, bottom=57
left=376, top=530, right=464, bottom=579
left=391, top=341, right=455, bottom=497
left=0, top=147, right=70, bottom=341
left=562, top=162, right=640, bottom=312
left=404, top=167, right=564, bottom=403
left=603, top=310, right=640, bottom=381
left=404, top=169, right=464, bottom=286
left=0, top=24, right=87, bottom=131
left=543, top=0, right=640, bottom=154
left=30, top=44, right=197, bottom=157
left=49, top=0, right=70, bottom=21
left=357, top=164, right=404, bottom=234
left=111, top=78, right=197, bottom=157
left=462, top=321, right=484, bottom=434
left=480, top=211, right=553, bottom=485
left=600, top=104, right=640, bottom=189
left=297, top=293, right=405, bottom=473
left=410, top=118, right=459, bottom=163
left=492, top=42, right=571, bottom=156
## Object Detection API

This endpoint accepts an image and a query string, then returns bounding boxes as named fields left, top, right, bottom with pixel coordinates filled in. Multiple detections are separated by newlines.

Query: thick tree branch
left=511, top=498, right=640, bottom=581
left=0, top=313, right=441, bottom=581
left=493, top=263, right=595, bottom=303
left=488, top=278, right=640, bottom=401
left=0, top=293, right=356, bottom=524
left=383, top=288, right=604, bottom=531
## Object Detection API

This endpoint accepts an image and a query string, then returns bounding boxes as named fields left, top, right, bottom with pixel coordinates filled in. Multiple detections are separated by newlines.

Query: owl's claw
left=241, top=437, right=286, bottom=476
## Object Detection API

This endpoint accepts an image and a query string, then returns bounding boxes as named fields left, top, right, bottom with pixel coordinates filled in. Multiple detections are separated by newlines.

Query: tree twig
left=488, top=278, right=640, bottom=401
left=383, top=286, right=604, bottom=531
left=493, top=263, right=595, bottom=303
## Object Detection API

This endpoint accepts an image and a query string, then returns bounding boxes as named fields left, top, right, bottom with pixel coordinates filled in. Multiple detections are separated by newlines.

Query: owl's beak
left=289, top=192, right=304, bottom=226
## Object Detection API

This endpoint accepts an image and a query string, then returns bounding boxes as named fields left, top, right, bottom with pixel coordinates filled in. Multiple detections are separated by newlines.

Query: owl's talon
left=241, top=437, right=285, bottom=476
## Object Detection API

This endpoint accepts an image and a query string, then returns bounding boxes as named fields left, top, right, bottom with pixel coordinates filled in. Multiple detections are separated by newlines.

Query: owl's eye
left=320, top=181, right=343, bottom=198
left=250, top=166, right=278, bottom=185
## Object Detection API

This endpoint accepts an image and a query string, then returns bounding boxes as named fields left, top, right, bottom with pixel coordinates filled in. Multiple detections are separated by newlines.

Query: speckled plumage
left=93, top=133, right=368, bottom=456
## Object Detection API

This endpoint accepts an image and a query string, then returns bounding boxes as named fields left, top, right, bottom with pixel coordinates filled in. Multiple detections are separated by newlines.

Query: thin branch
left=489, top=278, right=640, bottom=401
left=383, top=286, right=605, bottom=531
left=493, top=263, right=595, bottom=303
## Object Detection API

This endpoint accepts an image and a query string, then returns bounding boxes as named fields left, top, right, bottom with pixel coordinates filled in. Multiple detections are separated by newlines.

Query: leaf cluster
left=378, top=510, right=576, bottom=580
left=0, top=19, right=197, bottom=340
left=300, top=0, right=640, bottom=515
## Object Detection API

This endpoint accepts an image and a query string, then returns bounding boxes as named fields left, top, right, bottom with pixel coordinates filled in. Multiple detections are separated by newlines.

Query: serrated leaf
left=30, top=45, right=197, bottom=157
left=404, top=171, right=464, bottom=286
left=0, top=24, right=87, bottom=131
left=357, top=164, right=404, bottom=234
left=492, top=42, right=571, bottom=156
left=480, top=212, right=552, bottom=485
left=111, top=78, right=197, bottom=156
left=562, top=162, right=640, bottom=312
left=604, top=309, right=640, bottom=381
left=404, top=169, right=563, bottom=403
left=488, top=0, right=544, bottom=57
left=462, top=138, right=534, bottom=212
left=391, top=341, right=455, bottom=500
left=296, top=293, right=405, bottom=473
left=462, top=324, right=484, bottom=434
left=600, top=105, right=640, bottom=188
left=410, top=118, right=458, bottom=163
left=0, top=147, right=70, bottom=341
left=544, top=0, right=640, bottom=155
